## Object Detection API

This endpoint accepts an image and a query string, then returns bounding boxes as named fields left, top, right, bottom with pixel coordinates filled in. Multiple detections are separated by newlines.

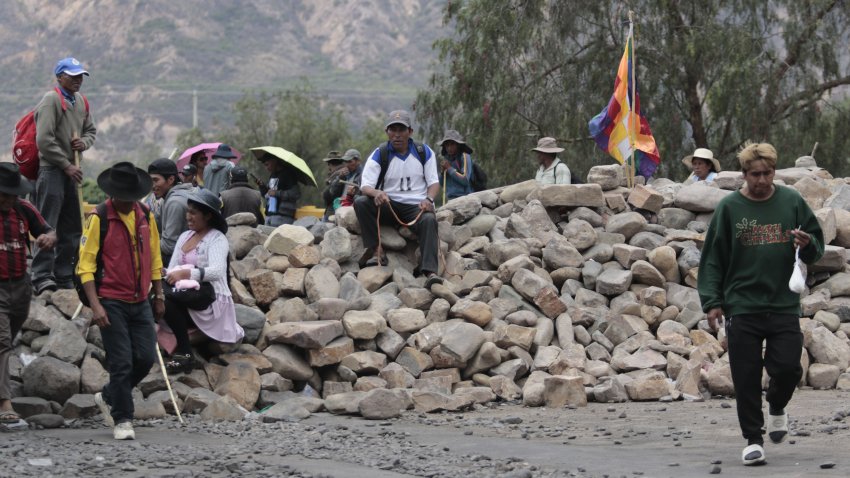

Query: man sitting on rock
left=354, top=110, right=443, bottom=289
left=0, top=163, right=55, bottom=426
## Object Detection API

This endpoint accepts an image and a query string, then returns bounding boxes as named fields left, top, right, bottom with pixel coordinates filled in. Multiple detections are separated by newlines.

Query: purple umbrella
left=177, top=142, right=242, bottom=170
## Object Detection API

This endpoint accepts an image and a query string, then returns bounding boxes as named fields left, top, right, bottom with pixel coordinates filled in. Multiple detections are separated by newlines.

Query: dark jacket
left=259, top=171, right=300, bottom=219
left=221, top=182, right=264, bottom=226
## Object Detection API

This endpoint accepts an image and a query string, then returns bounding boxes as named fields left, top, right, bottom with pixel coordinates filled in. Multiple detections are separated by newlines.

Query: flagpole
left=628, top=10, right=637, bottom=189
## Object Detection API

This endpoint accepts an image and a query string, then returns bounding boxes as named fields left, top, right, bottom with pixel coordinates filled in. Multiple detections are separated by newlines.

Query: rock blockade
left=10, top=156, right=850, bottom=425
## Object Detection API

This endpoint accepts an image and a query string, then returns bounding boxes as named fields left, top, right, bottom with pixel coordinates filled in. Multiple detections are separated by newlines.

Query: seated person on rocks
left=0, top=163, right=55, bottom=426
left=162, top=189, right=244, bottom=374
left=338, top=148, right=363, bottom=208
left=533, top=137, right=571, bottom=184
left=220, top=166, right=264, bottom=227
left=77, top=162, right=164, bottom=440
left=438, top=129, right=475, bottom=200
left=321, top=150, right=347, bottom=221
left=354, top=109, right=443, bottom=289
left=682, top=147, right=721, bottom=185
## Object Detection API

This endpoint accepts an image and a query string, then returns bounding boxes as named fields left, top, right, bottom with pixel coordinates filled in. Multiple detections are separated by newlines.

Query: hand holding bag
left=788, top=245, right=806, bottom=294
left=164, top=281, right=215, bottom=310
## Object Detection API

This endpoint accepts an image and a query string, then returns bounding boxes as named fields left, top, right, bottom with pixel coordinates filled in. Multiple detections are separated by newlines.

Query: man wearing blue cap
left=31, top=57, right=97, bottom=294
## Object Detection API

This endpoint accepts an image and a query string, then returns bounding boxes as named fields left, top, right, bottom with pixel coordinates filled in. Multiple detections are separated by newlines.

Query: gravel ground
left=2, top=389, right=849, bottom=478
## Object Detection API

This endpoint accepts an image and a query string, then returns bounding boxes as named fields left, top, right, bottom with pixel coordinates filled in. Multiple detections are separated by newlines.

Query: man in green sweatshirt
left=698, top=141, right=824, bottom=466
left=31, top=57, right=97, bottom=293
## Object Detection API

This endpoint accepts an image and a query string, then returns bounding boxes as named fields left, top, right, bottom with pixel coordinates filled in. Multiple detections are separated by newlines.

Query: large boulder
left=22, top=356, right=80, bottom=403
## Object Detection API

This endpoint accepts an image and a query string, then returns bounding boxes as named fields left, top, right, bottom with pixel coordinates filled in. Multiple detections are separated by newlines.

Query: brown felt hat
left=439, top=129, right=473, bottom=155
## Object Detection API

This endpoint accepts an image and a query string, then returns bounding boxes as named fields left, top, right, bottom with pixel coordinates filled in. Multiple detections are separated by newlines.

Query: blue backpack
left=376, top=142, right=427, bottom=190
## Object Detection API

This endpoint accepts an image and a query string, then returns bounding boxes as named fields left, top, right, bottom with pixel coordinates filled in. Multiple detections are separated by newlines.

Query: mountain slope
left=0, top=0, right=447, bottom=168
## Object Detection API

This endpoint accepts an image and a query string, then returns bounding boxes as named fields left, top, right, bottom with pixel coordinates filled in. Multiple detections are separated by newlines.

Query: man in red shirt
left=0, top=163, right=55, bottom=425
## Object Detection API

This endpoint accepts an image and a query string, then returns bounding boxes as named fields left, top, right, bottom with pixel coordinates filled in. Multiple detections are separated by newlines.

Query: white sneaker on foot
left=94, top=392, right=114, bottom=427
left=113, top=422, right=135, bottom=440
left=742, top=444, right=766, bottom=466
left=768, top=412, right=789, bottom=444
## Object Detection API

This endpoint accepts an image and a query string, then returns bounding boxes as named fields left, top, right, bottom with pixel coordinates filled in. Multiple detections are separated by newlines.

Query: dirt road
left=3, top=389, right=849, bottom=477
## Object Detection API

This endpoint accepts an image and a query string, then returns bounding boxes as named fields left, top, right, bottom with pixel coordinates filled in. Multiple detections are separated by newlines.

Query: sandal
left=424, top=273, right=444, bottom=289
left=164, top=354, right=194, bottom=374
left=364, top=256, right=388, bottom=267
left=0, top=410, right=21, bottom=424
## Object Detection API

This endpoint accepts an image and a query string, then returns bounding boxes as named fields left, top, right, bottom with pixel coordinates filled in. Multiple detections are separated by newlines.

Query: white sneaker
left=742, top=444, right=766, bottom=466
left=113, top=422, right=135, bottom=440
left=94, top=392, right=114, bottom=427
left=768, top=412, right=789, bottom=444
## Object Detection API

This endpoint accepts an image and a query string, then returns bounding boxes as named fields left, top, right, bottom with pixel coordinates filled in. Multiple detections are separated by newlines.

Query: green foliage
left=349, top=115, right=388, bottom=160
left=177, top=79, right=384, bottom=206
left=175, top=128, right=207, bottom=156
left=81, top=178, right=106, bottom=204
left=416, top=0, right=850, bottom=185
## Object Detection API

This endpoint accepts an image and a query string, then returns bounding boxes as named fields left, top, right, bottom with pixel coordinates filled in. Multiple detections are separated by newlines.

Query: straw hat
left=682, top=148, right=722, bottom=173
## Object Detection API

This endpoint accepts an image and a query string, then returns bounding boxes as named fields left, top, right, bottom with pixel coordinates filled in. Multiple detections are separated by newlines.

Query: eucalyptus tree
left=416, top=0, right=850, bottom=184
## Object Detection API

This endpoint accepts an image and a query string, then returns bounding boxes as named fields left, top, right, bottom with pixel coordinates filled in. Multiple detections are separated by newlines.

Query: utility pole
left=192, top=89, right=198, bottom=129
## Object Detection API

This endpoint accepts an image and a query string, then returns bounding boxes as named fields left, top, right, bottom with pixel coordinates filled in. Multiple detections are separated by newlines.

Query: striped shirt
left=0, top=199, right=51, bottom=280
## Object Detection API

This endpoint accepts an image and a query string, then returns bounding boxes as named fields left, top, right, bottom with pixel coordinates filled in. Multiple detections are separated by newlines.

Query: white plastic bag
left=788, top=245, right=806, bottom=294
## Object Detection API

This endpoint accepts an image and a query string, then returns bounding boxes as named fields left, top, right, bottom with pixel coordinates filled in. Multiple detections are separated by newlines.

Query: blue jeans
left=99, top=299, right=156, bottom=423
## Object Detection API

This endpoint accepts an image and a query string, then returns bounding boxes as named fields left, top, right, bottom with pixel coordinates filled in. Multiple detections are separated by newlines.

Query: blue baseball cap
left=54, top=57, right=89, bottom=77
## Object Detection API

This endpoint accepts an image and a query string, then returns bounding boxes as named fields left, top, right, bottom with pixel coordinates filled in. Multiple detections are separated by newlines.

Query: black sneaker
left=165, top=354, right=194, bottom=374
left=424, top=273, right=444, bottom=289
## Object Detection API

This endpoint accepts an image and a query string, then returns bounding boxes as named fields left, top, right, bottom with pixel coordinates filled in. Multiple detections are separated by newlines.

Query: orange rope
left=373, top=200, right=447, bottom=277
left=375, top=202, right=425, bottom=263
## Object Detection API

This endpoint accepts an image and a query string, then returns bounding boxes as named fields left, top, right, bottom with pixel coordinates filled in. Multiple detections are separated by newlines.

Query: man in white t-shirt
left=355, top=110, right=442, bottom=288
left=533, top=137, right=571, bottom=184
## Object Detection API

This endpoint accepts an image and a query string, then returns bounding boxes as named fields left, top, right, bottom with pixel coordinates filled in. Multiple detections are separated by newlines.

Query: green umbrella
left=250, top=146, right=318, bottom=187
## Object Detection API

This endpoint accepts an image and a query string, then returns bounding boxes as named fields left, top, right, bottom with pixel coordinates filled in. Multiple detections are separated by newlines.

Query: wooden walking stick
left=73, top=132, right=84, bottom=226
left=70, top=133, right=85, bottom=322
left=156, top=344, right=185, bottom=424
left=442, top=170, right=447, bottom=205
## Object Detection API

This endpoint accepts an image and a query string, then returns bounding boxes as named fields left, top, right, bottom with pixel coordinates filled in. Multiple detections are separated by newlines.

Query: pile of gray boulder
left=10, top=155, right=850, bottom=424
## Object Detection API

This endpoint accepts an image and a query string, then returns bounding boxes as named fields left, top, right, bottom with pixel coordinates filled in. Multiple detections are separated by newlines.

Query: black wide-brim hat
left=187, top=189, right=228, bottom=234
left=97, top=161, right=152, bottom=201
left=212, top=144, right=237, bottom=159
left=0, top=162, right=33, bottom=196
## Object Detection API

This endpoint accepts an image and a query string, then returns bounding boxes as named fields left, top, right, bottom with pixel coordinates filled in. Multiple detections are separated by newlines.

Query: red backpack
left=12, top=87, right=89, bottom=180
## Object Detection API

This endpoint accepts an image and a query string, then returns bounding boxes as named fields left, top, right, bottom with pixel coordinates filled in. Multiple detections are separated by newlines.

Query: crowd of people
left=0, top=56, right=830, bottom=469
